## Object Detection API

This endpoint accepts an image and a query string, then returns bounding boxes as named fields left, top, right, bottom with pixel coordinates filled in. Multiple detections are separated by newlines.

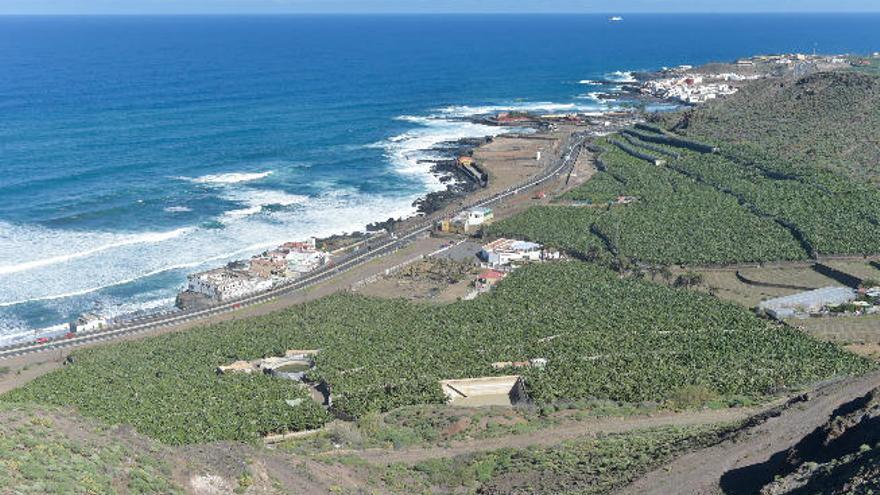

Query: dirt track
left=617, top=371, right=880, bottom=495
left=323, top=407, right=758, bottom=466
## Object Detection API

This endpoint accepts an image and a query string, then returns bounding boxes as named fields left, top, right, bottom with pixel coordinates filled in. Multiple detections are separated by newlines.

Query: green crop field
left=491, top=104, right=880, bottom=265
left=4, top=262, right=869, bottom=445
left=491, top=139, right=809, bottom=265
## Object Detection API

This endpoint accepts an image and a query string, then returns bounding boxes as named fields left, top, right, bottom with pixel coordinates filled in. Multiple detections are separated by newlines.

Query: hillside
left=669, top=71, right=880, bottom=183
left=756, top=386, right=880, bottom=495
left=0, top=402, right=182, bottom=494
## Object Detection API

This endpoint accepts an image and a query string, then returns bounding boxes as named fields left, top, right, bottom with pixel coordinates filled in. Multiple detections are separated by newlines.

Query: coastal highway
left=0, top=132, right=588, bottom=361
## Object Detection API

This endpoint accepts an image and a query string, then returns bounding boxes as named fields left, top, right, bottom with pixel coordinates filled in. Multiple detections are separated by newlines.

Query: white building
left=280, top=240, right=330, bottom=276
left=439, top=207, right=495, bottom=235
left=481, top=238, right=545, bottom=267
left=187, top=267, right=275, bottom=302
left=69, top=313, right=107, bottom=333
left=759, top=287, right=857, bottom=320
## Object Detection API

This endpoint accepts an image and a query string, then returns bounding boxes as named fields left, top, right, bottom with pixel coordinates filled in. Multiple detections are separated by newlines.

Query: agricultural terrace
left=4, top=262, right=869, bottom=445
left=489, top=123, right=880, bottom=264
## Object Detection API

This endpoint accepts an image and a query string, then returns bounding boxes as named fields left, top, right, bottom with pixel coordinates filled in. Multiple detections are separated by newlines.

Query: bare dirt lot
left=355, top=256, right=482, bottom=303
left=792, top=315, right=880, bottom=344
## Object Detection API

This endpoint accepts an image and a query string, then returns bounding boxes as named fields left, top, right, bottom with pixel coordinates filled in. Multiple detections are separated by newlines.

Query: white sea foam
left=0, top=224, right=192, bottom=276
left=576, top=92, right=609, bottom=102
left=373, top=115, right=517, bottom=190
left=182, top=171, right=273, bottom=185
left=578, top=79, right=600, bottom=85
left=437, top=102, right=602, bottom=117
left=0, top=186, right=421, bottom=317
left=220, top=188, right=310, bottom=220
left=164, top=206, right=193, bottom=213
left=606, top=70, right=638, bottom=83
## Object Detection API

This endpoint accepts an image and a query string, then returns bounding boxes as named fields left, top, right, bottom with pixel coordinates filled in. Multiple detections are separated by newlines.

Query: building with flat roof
left=187, top=267, right=274, bottom=302
left=437, top=207, right=494, bottom=235
left=480, top=238, right=546, bottom=267
left=759, top=287, right=856, bottom=319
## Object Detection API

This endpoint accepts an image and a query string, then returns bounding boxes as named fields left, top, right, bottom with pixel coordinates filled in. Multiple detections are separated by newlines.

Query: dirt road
left=618, top=371, right=880, bottom=495
left=324, top=407, right=757, bottom=466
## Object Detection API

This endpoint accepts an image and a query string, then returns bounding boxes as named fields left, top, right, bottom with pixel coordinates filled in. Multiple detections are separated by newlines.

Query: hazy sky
left=3, top=0, right=880, bottom=15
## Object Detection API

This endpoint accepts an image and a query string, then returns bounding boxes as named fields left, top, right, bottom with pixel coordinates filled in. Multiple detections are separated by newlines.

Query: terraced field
left=490, top=121, right=880, bottom=265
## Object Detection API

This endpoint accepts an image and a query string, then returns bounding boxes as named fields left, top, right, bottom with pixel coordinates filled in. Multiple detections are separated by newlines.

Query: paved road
left=0, top=133, right=587, bottom=361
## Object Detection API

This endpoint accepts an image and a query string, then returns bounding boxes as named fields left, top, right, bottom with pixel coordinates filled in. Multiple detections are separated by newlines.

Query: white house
left=480, top=238, right=544, bottom=267
left=69, top=313, right=107, bottom=333
left=281, top=240, right=330, bottom=276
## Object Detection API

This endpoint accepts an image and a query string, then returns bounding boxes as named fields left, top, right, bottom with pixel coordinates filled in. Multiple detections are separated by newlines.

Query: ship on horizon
left=609, top=16, right=624, bottom=22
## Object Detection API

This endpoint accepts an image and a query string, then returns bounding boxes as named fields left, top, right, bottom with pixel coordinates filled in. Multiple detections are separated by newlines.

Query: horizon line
left=3, top=11, right=880, bottom=16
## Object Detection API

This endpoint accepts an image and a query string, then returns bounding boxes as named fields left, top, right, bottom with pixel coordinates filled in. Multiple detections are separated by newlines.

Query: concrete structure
left=187, top=267, right=275, bottom=302
left=216, top=360, right=259, bottom=374
left=759, top=287, right=857, bottom=319
left=491, top=358, right=548, bottom=370
left=216, top=350, right=320, bottom=378
left=439, top=375, right=529, bottom=407
left=465, top=207, right=494, bottom=227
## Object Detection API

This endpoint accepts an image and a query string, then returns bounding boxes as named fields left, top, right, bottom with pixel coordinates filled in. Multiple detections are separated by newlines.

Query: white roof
left=759, top=287, right=856, bottom=311
left=482, top=238, right=542, bottom=253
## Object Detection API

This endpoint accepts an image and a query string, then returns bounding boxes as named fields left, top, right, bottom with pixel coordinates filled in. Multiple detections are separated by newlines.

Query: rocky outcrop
left=752, top=387, right=880, bottom=495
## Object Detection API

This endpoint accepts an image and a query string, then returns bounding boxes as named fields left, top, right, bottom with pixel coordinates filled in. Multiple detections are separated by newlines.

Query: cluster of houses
left=641, top=73, right=756, bottom=104
left=736, top=53, right=850, bottom=67
left=182, top=238, right=331, bottom=305
left=759, top=285, right=880, bottom=320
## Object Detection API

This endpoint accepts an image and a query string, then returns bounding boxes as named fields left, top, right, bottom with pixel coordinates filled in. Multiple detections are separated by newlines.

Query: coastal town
left=16, top=50, right=880, bottom=350
left=176, top=238, right=331, bottom=309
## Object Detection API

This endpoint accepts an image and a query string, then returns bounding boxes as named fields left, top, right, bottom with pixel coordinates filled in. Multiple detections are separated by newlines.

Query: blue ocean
left=1, top=14, right=878, bottom=342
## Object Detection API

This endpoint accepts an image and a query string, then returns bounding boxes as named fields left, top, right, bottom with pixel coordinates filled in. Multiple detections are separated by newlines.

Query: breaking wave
left=182, top=171, right=273, bottom=184
left=606, top=70, right=638, bottom=83
left=0, top=224, right=193, bottom=276
left=437, top=101, right=602, bottom=117
left=163, top=206, right=193, bottom=213
left=371, top=115, right=517, bottom=190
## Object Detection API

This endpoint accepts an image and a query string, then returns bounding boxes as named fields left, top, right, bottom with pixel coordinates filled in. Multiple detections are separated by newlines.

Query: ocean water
left=1, top=14, right=879, bottom=342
